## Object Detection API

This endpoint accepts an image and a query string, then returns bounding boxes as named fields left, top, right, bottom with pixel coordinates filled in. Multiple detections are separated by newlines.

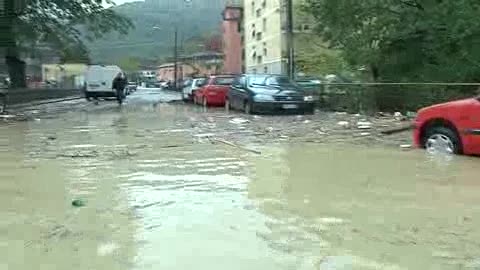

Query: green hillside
left=86, top=0, right=227, bottom=66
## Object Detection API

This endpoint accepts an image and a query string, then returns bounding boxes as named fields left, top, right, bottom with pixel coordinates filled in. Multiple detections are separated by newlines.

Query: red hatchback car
left=194, top=75, right=236, bottom=107
left=414, top=97, right=480, bottom=155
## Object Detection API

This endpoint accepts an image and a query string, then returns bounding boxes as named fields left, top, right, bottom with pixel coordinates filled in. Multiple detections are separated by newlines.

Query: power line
left=322, top=82, right=480, bottom=86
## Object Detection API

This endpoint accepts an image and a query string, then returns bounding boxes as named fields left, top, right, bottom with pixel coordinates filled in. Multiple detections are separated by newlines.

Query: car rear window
left=195, top=79, right=206, bottom=86
left=213, top=77, right=235, bottom=86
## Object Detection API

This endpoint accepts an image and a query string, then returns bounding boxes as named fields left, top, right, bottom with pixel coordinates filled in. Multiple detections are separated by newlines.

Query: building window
left=252, top=68, right=257, bottom=74
left=263, top=47, right=267, bottom=57
left=256, top=32, right=262, bottom=41
left=257, top=56, right=263, bottom=64
left=263, top=66, right=268, bottom=74
left=256, top=8, right=261, bottom=18
left=262, top=18, right=267, bottom=32
left=251, top=48, right=257, bottom=62
left=262, top=0, right=267, bottom=8
left=251, top=1, right=255, bottom=16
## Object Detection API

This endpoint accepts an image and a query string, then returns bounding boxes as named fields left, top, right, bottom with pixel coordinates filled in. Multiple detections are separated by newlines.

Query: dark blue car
left=226, top=74, right=315, bottom=115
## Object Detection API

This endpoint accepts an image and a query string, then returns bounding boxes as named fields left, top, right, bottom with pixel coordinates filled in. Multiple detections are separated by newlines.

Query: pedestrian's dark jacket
left=112, top=75, right=127, bottom=91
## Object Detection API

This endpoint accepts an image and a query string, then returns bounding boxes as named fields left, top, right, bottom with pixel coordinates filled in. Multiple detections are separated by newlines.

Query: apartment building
left=243, top=0, right=290, bottom=74
left=243, top=0, right=314, bottom=75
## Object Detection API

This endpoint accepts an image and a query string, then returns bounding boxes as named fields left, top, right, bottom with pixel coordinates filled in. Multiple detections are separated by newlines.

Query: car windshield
left=195, top=79, right=205, bottom=86
left=248, top=75, right=268, bottom=86
left=213, top=77, right=235, bottom=86
left=265, top=76, right=298, bottom=87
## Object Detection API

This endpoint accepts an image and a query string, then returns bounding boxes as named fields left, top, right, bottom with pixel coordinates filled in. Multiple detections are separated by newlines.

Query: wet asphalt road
left=1, top=88, right=480, bottom=270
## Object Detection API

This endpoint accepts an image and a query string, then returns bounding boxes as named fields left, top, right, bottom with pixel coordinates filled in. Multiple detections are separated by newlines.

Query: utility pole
left=173, top=26, right=178, bottom=91
left=156, top=0, right=190, bottom=90
left=286, top=0, right=295, bottom=80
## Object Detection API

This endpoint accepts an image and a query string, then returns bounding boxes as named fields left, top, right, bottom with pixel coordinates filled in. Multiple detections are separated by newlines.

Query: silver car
left=181, top=78, right=206, bottom=102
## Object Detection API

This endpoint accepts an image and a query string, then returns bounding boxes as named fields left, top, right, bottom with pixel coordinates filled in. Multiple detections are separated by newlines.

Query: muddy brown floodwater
left=1, top=92, right=480, bottom=270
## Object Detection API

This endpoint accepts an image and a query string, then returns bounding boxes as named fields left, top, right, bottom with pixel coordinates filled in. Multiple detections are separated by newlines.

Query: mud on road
left=2, top=96, right=414, bottom=152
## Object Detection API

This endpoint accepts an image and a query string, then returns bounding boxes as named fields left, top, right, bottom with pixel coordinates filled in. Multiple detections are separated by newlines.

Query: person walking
left=112, top=72, right=128, bottom=104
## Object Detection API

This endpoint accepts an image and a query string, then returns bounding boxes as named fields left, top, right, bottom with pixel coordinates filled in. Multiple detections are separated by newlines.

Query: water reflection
left=248, top=143, right=480, bottom=269
left=0, top=118, right=138, bottom=269
left=2, top=100, right=480, bottom=270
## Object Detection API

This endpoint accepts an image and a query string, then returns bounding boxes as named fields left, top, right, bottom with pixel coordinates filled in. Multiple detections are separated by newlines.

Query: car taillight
left=412, top=118, right=421, bottom=129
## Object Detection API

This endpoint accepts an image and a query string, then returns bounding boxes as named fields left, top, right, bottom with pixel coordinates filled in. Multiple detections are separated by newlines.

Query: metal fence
left=304, top=83, right=480, bottom=114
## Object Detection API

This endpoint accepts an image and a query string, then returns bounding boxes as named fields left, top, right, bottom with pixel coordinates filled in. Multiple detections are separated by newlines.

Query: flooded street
left=1, top=89, right=480, bottom=270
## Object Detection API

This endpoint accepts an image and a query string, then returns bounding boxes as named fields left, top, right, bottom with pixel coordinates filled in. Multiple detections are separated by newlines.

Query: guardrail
left=300, top=82, right=479, bottom=114
left=0, top=88, right=83, bottom=112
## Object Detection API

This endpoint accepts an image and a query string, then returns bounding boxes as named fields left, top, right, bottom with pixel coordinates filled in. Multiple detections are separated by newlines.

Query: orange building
left=156, top=52, right=224, bottom=82
left=222, top=5, right=243, bottom=74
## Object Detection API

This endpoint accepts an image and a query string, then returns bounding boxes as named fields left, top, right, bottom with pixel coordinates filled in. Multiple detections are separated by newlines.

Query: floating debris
left=357, top=121, right=373, bottom=129
left=194, top=133, right=215, bottom=138
left=337, top=121, right=350, bottom=128
left=400, top=144, right=412, bottom=150
left=229, top=118, right=250, bottom=125
left=72, top=199, right=86, bottom=207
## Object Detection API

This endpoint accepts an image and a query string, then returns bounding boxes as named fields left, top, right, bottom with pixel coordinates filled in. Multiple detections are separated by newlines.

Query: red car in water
left=194, top=75, right=236, bottom=107
left=413, top=97, right=480, bottom=155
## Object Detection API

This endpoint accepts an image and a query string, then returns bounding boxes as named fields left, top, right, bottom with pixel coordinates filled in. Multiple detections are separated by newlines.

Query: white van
left=85, top=65, right=122, bottom=99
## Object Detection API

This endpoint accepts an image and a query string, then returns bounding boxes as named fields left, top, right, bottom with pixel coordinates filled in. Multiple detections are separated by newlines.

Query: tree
left=117, top=57, right=141, bottom=73
left=1, top=0, right=132, bottom=88
left=302, top=0, right=480, bottom=83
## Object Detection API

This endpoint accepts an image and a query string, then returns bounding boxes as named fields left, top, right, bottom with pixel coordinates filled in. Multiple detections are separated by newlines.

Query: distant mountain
left=86, top=0, right=230, bottom=66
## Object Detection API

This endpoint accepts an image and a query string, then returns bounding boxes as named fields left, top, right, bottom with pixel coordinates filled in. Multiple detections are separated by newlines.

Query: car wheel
left=225, top=99, right=231, bottom=112
left=244, top=100, right=252, bottom=115
left=181, top=92, right=188, bottom=102
left=188, top=94, right=193, bottom=102
left=85, top=93, right=92, bottom=101
left=424, top=126, right=462, bottom=155
left=303, top=105, right=315, bottom=115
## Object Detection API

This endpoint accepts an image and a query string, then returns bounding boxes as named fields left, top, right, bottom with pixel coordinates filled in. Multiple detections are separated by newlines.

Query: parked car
left=193, top=75, right=236, bottom=107
left=226, top=74, right=315, bottom=115
left=182, top=78, right=205, bottom=102
left=159, top=80, right=168, bottom=89
left=295, top=76, right=323, bottom=89
left=295, top=76, right=323, bottom=101
left=145, top=82, right=160, bottom=88
left=413, top=97, right=480, bottom=155
left=125, top=82, right=137, bottom=95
